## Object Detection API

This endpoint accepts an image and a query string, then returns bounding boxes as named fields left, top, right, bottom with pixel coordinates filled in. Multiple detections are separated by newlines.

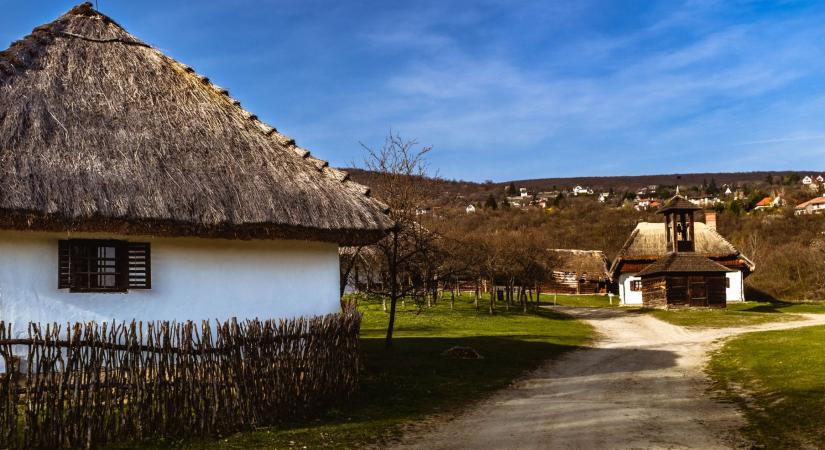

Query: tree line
left=344, top=133, right=825, bottom=349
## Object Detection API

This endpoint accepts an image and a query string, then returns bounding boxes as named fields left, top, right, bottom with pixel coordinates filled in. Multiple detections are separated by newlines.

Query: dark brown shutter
left=126, top=242, right=151, bottom=289
left=58, top=240, right=72, bottom=289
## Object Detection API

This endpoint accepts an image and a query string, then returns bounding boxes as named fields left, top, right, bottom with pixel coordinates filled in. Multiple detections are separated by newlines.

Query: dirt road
left=392, top=307, right=825, bottom=450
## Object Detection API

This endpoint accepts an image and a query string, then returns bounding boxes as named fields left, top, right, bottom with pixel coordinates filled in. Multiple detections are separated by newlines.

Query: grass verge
left=538, top=293, right=619, bottom=308
left=116, top=294, right=592, bottom=450
left=643, top=300, right=825, bottom=328
left=708, top=324, right=825, bottom=449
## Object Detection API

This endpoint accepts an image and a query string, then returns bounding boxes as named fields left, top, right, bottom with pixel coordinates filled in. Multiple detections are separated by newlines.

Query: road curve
left=391, top=307, right=825, bottom=450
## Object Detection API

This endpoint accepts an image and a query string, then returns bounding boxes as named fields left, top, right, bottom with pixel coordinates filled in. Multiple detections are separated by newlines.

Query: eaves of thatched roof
left=0, top=3, right=393, bottom=245
left=609, top=222, right=755, bottom=277
left=547, top=249, right=609, bottom=281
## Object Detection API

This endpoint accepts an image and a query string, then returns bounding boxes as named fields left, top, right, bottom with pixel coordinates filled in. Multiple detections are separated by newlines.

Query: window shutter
left=58, top=240, right=72, bottom=289
left=126, top=242, right=151, bottom=289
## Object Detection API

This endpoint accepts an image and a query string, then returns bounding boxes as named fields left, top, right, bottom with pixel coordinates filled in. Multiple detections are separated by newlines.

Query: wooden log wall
left=0, top=307, right=361, bottom=450
left=641, top=276, right=668, bottom=308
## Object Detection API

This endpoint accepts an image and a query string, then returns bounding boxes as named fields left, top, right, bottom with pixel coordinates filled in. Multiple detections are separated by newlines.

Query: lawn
left=708, top=324, right=825, bottom=449
left=643, top=300, right=825, bottom=328
left=538, top=293, right=619, bottom=308
left=116, top=294, right=592, bottom=449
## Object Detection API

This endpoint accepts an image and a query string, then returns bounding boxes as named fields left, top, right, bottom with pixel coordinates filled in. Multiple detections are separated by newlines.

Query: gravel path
left=391, top=307, right=825, bottom=450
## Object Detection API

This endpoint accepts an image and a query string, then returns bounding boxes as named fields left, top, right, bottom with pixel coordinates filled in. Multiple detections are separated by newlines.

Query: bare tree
left=360, top=132, right=434, bottom=349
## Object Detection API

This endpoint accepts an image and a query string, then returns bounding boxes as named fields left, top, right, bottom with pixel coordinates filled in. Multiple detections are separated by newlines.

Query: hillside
left=346, top=168, right=807, bottom=206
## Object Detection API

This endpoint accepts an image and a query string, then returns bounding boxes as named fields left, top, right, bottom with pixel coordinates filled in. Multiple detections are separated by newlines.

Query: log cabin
left=541, top=249, right=610, bottom=295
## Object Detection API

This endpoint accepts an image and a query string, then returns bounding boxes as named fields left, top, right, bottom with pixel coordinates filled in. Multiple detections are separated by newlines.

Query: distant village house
left=795, top=197, right=825, bottom=215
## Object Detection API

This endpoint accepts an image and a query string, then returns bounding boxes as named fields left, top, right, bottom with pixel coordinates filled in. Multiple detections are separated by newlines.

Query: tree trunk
left=339, top=246, right=362, bottom=307
left=489, top=277, right=495, bottom=315
left=522, top=286, right=528, bottom=313
left=474, top=281, right=480, bottom=311
left=450, top=283, right=455, bottom=310
left=386, top=231, right=400, bottom=349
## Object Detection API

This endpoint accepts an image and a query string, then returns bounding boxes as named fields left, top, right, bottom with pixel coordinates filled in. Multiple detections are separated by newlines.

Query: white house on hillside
left=466, top=204, right=477, bottom=214
left=802, top=176, right=814, bottom=185
left=795, top=197, right=825, bottom=215
left=573, top=186, right=593, bottom=195
left=0, top=5, right=392, bottom=326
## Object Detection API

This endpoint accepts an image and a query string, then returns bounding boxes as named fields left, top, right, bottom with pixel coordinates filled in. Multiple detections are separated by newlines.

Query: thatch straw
left=0, top=3, right=393, bottom=245
left=609, top=222, right=755, bottom=277
left=547, top=249, right=609, bottom=282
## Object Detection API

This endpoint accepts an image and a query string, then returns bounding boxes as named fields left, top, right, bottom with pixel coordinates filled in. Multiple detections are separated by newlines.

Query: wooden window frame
left=58, top=239, right=151, bottom=293
left=630, top=280, right=642, bottom=292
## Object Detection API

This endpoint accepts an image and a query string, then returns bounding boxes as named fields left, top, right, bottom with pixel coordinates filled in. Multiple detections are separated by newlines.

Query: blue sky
left=3, top=1, right=825, bottom=181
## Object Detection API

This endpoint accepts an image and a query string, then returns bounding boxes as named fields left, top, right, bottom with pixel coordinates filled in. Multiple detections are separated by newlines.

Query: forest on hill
left=347, top=168, right=814, bottom=208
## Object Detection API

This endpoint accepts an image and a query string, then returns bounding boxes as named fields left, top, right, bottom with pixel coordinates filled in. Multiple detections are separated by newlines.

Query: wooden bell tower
left=636, top=194, right=730, bottom=309
left=660, top=195, right=701, bottom=253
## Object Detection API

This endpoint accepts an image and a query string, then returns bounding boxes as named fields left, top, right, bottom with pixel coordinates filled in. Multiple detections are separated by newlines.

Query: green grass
left=537, top=293, right=619, bottom=308
left=708, top=324, right=825, bottom=449
left=115, top=295, right=592, bottom=450
left=643, top=300, right=825, bottom=328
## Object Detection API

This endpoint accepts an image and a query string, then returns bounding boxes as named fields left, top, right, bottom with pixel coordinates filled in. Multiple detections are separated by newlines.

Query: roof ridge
left=1, top=3, right=388, bottom=216
left=550, top=249, right=605, bottom=254
left=0, top=2, right=133, bottom=85
left=156, top=53, right=389, bottom=214
left=697, top=222, right=738, bottom=254
left=608, top=227, right=641, bottom=277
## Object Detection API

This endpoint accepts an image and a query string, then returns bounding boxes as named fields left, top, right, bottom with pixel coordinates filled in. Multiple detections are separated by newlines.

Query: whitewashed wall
left=0, top=230, right=341, bottom=330
left=618, top=273, right=643, bottom=305
left=725, top=271, right=745, bottom=302
left=618, top=270, right=745, bottom=305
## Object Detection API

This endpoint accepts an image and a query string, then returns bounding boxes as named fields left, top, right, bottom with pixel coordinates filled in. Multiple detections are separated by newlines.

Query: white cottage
left=0, top=4, right=392, bottom=325
left=609, top=213, right=755, bottom=305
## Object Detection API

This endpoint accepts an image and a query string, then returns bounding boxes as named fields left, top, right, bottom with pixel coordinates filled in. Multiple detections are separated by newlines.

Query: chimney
left=704, top=210, right=717, bottom=230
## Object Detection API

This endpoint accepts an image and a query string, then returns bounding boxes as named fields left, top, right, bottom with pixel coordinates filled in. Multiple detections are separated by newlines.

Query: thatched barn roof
left=609, top=222, right=755, bottom=277
left=548, top=249, right=609, bottom=281
left=0, top=3, right=393, bottom=245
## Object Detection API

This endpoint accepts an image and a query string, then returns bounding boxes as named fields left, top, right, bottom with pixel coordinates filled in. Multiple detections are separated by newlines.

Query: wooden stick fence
left=0, top=307, right=361, bottom=450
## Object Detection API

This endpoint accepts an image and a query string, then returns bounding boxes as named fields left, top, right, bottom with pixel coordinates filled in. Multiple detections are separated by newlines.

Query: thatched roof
left=609, top=222, right=755, bottom=277
left=548, top=249, right=609, bottom=281
left=636, top=253, right=731, bottom=277
left=0, top=3, right=393, bottom=245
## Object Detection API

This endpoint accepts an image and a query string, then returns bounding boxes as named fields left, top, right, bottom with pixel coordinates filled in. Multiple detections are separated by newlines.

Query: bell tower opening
left=660, top=195, right=701, bottom=253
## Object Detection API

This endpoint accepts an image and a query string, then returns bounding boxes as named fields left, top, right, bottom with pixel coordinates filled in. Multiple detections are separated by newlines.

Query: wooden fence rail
left=0, top=307, right=361, bottom=450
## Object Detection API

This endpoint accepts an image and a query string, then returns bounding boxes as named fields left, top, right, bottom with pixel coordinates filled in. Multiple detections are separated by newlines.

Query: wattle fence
left=0, top=307, right=361, bottom=450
